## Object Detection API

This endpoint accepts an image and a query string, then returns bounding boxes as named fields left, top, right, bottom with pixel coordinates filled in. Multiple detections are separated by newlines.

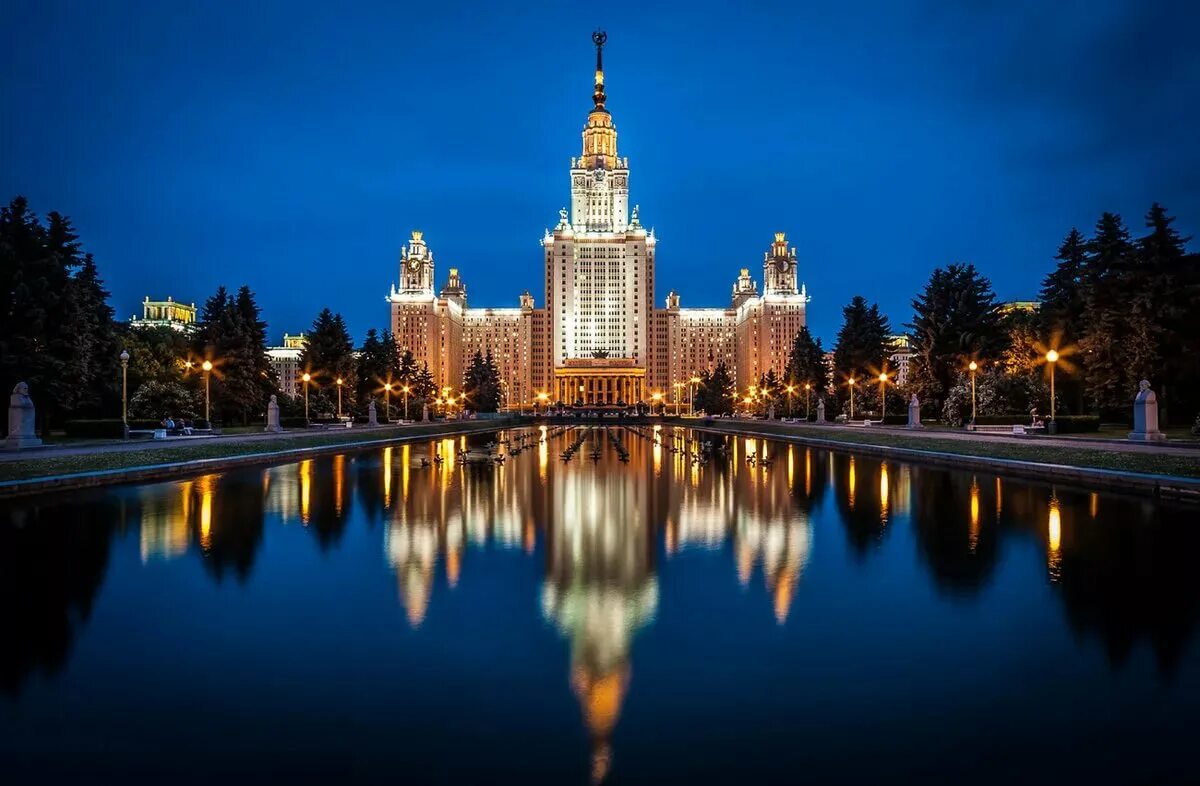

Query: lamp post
left=968, top=361, right=978, bottom=429
left=120, top=349, right=130, bottom=436
left=878, top=372, right=889, bottom=420
left=402, top=385, right=411, bottom=421
left=201, top=360, right=213, bottom=423
left=784, top=385, right=795, bottom=417
left=302, top=372, right=311, bottom=423
left=536, top=391, right=549, bottom=415
left=383, top=382, right=392, bottom=423
left=848, top=376, right=856, bottom=420
left=335, top=377, right=344, bottom=418
left=652, top=392, right=663, bottom=415
left=805, top=382, right=812, bottom=420
left=673, top=382, right=685, bottom=416
left=689, top=376, right=700, bottom=415
left=1045, top=350, right=1059, bottom=433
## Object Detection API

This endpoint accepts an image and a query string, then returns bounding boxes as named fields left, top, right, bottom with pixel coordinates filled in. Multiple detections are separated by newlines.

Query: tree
left=462, top=351, right=501, bottom=413
left=0, top=197, right=119, bottom=430
left=191, top=285, right=274, bottom=424
left=1079, top=212, right=1136, bottom=413
left=694, top=362, right=735, bottom=415
left=832, top=296, right=891, bottom=413
left=906, top=264, right=1005, bottom=415
left=299, top=308, right=357, bottom=417
left=410, top=363, right=438, bottom=416
left=1135, top=203, right=1197, bottom=424
left=784, top=326, right=829, bottom=399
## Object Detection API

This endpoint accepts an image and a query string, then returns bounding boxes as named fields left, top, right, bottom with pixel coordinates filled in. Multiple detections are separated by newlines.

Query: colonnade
left=553, top=374, right=645, bottom=405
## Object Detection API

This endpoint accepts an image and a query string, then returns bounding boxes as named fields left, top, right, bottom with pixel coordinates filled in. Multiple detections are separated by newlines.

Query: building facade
left=266, top=332, right=307, bottom=398
left=130, top=296, right=197, bottom=332
left=388, top=32, right=812, bottom=407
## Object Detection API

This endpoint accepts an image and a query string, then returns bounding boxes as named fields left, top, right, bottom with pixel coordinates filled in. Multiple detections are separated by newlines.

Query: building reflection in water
left=4, top=425, right=1200, bottom=748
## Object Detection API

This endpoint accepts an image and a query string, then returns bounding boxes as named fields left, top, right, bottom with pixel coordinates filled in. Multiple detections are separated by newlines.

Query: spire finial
left=591, top=30, right=608, bottom=110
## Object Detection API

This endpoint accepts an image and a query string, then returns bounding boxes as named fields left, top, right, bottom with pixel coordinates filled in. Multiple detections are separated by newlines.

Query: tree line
left=696, top=203, right=1199, bottom=427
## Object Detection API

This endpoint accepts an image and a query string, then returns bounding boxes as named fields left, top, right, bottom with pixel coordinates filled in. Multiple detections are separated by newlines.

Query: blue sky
left=2, top=0, right=1197, bottom=344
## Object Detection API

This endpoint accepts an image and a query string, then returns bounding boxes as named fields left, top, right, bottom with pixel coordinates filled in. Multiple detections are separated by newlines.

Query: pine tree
left=833, top=296, right=891, bottom=412
left=1136, top=203, right=1195, bottom=424
left=299, top=308, right=357, bottom=417
left=906, top=264, right=1004, bottom=415
left=1080, top=212, right=1136, bottom=412
left=462, top=350, right=501, bottom=412
left=694, top=361, right=735, bottom=415
left=784, top=326, right=828, bottom=395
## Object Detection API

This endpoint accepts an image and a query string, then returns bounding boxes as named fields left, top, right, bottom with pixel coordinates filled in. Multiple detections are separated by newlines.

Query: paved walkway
left=0, top=423, right=436, bottom=463
left=701, top=418, right=1200, bottom=458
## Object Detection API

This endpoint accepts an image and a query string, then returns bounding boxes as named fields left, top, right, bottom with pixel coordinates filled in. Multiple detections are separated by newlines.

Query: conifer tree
left=462, top=350, right=501, bottom=412
left=833, top=296, right=891, bottom=412
left=784, top=326, right=829, bottom=395
left=1080, top=212, right=1136, bottom=412
left=906, top=264, right=1004, bottom=415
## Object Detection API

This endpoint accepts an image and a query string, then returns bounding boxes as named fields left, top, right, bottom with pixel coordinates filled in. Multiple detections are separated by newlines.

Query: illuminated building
left=388, top=32, right=813, bottom=404
left=266, top=332, right=307, bottom=398
left=129, top=295, right=197, bottom=332
left=887, top=334, right=912, bottom=386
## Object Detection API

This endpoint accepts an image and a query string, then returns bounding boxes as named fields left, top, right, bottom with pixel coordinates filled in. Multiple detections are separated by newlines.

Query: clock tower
left=399, top=230, right=435, bottom=296
left=569, top=31, right=630, bottom=233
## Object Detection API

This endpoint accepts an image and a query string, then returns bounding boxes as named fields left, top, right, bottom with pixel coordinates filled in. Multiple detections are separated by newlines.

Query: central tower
left=542, top=31, right=655, bottom=405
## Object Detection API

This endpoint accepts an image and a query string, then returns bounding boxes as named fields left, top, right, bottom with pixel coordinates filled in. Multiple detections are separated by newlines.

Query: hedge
left=971, top=414, right=1100, bottom=433
left=64, top=418, right=217, bottom=438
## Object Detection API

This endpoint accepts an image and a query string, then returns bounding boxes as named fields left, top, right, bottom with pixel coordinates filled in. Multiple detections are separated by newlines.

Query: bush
left=971, top=414, right=1100, bottom=433
left=64, top=419, right=158, bottom=438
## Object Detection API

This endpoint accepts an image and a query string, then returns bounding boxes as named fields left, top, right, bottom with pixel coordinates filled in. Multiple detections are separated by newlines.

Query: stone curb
left=0, top=420, right=512, bottom=499
left=691, top=423, right=1200, bottom=502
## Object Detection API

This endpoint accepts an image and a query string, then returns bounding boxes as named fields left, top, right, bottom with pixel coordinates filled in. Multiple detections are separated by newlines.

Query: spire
left=592, top=29, right=608, bottom=112
left=580, top=31, right=617, bottom=169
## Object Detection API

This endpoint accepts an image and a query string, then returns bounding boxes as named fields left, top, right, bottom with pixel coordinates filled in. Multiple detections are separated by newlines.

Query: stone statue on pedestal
left=368, top=398, right=378, bottom=426
left=815, top=398, right=826, bottom=424
left=907, top=394, right=922, bottom=429
left=1128, top=380, right=1167, bottom=442
left=5, top=382, right=43, bottom=449
left=264, top=394, right=283, bottom=432
left=422, top=403, right=430, bottom=422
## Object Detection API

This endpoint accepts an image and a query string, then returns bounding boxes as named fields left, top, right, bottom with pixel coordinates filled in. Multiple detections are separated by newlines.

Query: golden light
left=689, top=376, right=701, bottom=384
left=968, top=361, right=978, bottom=372
left=201, top=360, right=213, bottom=372
left=878, top=372, right=888, bottom=382
left=536, top=392, right=549, bottom=401
left=651, top=392, right=662, bottom=400
left=785, top=385, right=795, bottom=393
left=848, top=377, right=856, bottom=386
left=302, top=372, right=311, bottom=382
left=1046, top=349, right=1059, bottom=363
left=336, top=377, right=343, bottom=386
left=383, top=382, right=392, bottom=391
left=804, top=382, right=811, bottom=390
left=743, top=396, right=753, bottom=404
left=402, top=385, right=411, bottom=393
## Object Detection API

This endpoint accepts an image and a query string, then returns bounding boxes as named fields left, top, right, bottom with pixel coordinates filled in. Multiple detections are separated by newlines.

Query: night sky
left=2, top=1, right=1197, bottom=345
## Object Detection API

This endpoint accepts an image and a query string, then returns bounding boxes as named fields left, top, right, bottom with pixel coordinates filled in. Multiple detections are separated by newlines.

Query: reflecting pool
left=2, top=426, right=1199, bottom=784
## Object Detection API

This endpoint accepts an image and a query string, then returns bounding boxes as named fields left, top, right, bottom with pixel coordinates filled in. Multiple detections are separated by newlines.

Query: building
left=888, top=334, right=913, bottom=387
left=387, top=32, right=812, bottom=407
left=130, top=296, right=197, bottom=332
left=267, top=333, right=307, bottom=398
left=997, top=300, right=1040, bottom=316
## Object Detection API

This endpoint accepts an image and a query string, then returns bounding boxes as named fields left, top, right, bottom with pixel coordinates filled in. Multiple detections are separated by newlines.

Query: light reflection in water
left=1048, top=494, right=1063, bottom=582
left=969, top=477, right=980, bottom=553
left=299, top=459, right=312, bottom=524
left=197, top=473, right=215, bottom=551
left=879, top=463, right=890, bottom=523
left=848, top=456, right=857, bottom=511
left=383, top=446, right=392, bottom=509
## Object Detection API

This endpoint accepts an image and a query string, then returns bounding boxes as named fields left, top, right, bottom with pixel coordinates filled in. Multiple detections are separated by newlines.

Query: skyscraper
left=388, top=31, right=811, bottom=408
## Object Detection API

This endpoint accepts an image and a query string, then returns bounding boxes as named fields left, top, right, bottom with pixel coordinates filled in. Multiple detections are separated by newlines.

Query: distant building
left=997, top=300, right=1040, bottom=316
left=130, top=296, right=196, bottom=332
left=888, top=334, right=913, bottom=386
left=267, top=333, right=306, bottom=398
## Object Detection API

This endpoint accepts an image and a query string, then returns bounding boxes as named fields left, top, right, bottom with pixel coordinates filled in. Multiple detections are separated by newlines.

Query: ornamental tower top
left=570, top=31, right=631, bottom=232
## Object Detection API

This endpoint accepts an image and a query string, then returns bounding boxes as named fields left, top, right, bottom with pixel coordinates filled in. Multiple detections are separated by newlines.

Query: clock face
left=408, top=258, right=421, bottom=272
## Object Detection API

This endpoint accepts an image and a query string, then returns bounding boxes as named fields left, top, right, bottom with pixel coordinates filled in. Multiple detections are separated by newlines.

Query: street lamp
left=536, top=391, right=549, bottom=415
left=878, top=372, right=889, bottom=420
left=335, top=377, right=344, bottom=418
left=302, top=372, right=312, bottom=423
left=383, top=382, right=392, bottom=423
left=848, top=376, right=856, bottom=420
left=804, top=382, right=812, bottom=420
left=689, top=376, right=700, bottom=415
left=1045, top=350, right=1059, bottom=432
left=120, top=349, right=130, bottom=436
left=651, top=391, right=663, bottom=415
left=784, top=385, right=796, bottom=417
left=673, top=382, right=685, bottom=416
left=968, top=361, right=978, bottom=429
left=402, top=385, right=411, bottom=421
left=201, top=360, right=213, bottom=423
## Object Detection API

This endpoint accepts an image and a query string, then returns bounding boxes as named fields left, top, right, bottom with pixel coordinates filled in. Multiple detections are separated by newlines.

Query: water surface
left=2, top=426, right=1198, bottom=784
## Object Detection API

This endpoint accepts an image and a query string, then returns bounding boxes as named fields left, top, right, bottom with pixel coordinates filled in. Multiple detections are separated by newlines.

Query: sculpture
left=5, top=382, right=43, bottom=449
left=1129, top=380, right=1167, bottom=442
left=907, top=394, right=922, bottom=429
left=368, top=398, right=378, bottom=427
left=264, top=394, right=283, bottom=432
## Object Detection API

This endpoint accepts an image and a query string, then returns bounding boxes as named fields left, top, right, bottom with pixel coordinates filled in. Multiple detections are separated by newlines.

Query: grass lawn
left=698, top=421, right=1200, bottom=479
left=0, top=422, right=502, bottom=483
